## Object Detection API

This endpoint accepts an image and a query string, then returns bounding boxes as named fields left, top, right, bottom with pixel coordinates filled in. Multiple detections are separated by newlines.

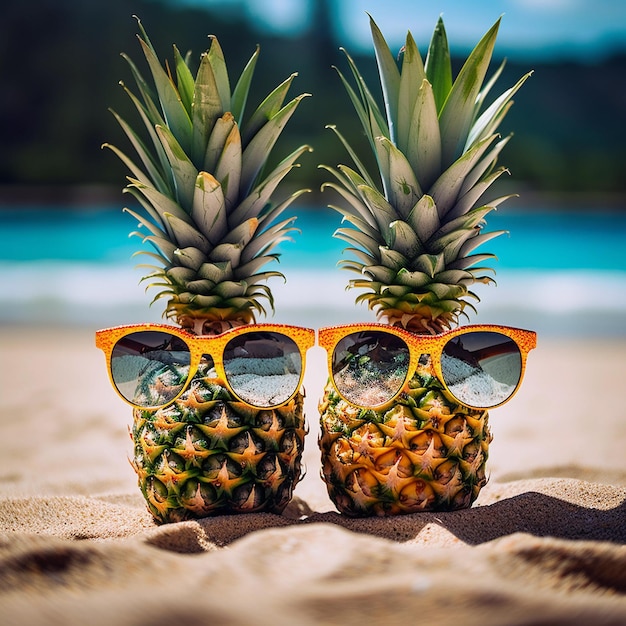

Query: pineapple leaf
left=103, top=141, right=152, bottom=189
left=453, top=230, right=506, bottom=261
left=133, top=15, right=157, bottom=54
left=397, top=31, right=427, bottom=156
left=231, top=45, right=259, bottom=125
left=191, top=52, right=224, bottom=167
left=384, top=285, right=412, bottom=297
left=474, top=57, right=506, bottom=118
left=177, top=244, right=216, bottom=269
left=232, top=143, right=311, bottom=224
left=186, top=294, right=223, bottom=308
left=339, top=260, right=366, bottom=274
left=395, top=268, right=433, bottom=288
left=213, top=122, right=242, bottom=211
left=336, top=212, right=380, bottom=241
left=406, top=193, right=440, bottom=243
left=166, top=266, right=199, bottom=285
left=407, top=79, right=442, bottom=191
left=108, top=109, right=169, bottom=194
left=430, top=134, right=498, bottom=218
left=424, top=16, right=452, bottom=114
left=240, top=93, right=310, bottom=196
left=378, top=246, right=408, bottom=271
left=454, top=253, right=499, bottom=270
left=459, top=135, right=511, bottom=197
left=465, top=71, right=532, bottom=150
left=137, top=36, right=193, bottom=155
left=222, top=217, right=258, bottom=247
left=118, top=81, right=173, bottom=191
left=427, top=283, right=468, bottom=300
left=364, top=264, right=398, bottom=283
left=123, top=187, right=167, bottom=234
left=358, top=183, right=400, bottom=242
left=214, top=281, right=248, bottom=299
left=369, top=14, right=401, bottom=144
left=204, top=112, right=236, bottom=173
left=466, top=265, right=497, bottom=277
left=134, top=264, right=166, bottom=279
left=121, top=53, right=162, bottom=125
left=433, top=205, right=494, bottom=240
left=324, top=125, right=379, bottom=189
left=389, top=219, right=423, bottom=258
left=185, top=279, right=217, bottom=295
left=191, top=172, right=228, bottom=245
left=143, top=234, right=178, bottom=260
left=127, top=178, right=193, bottom=226
left=223, top=296, right=263, bottom=312
left=257, top=186, right=311, bottom=230
left=155, top=124, right=198, bottom=212
left=354, top=280, right=383, bottom=293
left=334, top=227, right=380, bottom=255
left=438, top=18, right=501, bottom=166
left=434, top=269, right=474, bottom=284
left=242, top=73, right=298, bottom=144
left=413, top=253, right=445, bottom=277
left=165, top=212, right=210, bottom=251
left=241, top=217, right=298, bottom=263
left=173, top=45, right=195, bottom=115
left=237, top=256, right=281, bottom=278
left=377, top=136, right=422, bottom=219
left=123, top=207, right=165, bottom=239
left=341, top=247, right=376, bottom=267
left=337, top=49, right=389, bottom=148
left=440, top=229, right=496, bottom=267
left=198, top=261, right=233, bottom=283
left=449, top=167, right=508, bottom=220
left=207, top=35, right=231, bottom=113
left=322, top=178, right=377, bottom=229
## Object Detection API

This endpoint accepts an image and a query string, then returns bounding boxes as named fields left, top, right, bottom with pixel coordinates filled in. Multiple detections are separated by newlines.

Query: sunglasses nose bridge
left=186, top=336, right=223, bottom=380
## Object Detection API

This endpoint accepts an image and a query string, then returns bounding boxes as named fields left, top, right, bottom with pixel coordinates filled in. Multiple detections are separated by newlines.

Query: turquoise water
left=3, top=206, right=626, bottom=271
left=2, top=206, right=626, bottom=334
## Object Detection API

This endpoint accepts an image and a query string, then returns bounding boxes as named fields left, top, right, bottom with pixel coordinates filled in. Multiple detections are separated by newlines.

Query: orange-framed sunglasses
left=96, top=323, right=315, bottom=410
left=318, top=323, right=537, bottom=410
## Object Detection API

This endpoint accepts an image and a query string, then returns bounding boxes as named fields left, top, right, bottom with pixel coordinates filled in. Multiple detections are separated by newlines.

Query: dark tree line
left=1, top=0, right=625, bottom=201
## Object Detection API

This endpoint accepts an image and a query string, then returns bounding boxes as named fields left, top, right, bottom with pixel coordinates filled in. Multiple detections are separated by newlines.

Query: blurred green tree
left=1, top=0, right=624, bottom=202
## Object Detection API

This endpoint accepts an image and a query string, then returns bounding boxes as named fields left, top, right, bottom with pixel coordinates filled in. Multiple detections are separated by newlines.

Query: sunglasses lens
left=110, top=331, right=191, bottom=407
left=223, top=332, right=302, bottom=408
left=441, top=331, right=522, bottom=408
left=331, top=331, right=410, bottom=407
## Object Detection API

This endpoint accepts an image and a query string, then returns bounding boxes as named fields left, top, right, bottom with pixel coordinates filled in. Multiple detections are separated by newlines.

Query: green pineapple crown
left=322, top=15, right=531, bottom=334
left=104, top=17, right=311, bottom=332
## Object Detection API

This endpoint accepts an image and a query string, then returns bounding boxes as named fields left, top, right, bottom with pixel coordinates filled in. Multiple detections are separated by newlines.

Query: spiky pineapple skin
left=131, top=365, right=306, bottom=523
left=319, top=355, right=491, bottom=516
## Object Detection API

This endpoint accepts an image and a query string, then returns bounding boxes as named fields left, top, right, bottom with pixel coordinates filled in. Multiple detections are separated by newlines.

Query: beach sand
left=1, top=326, right=626, bottom=625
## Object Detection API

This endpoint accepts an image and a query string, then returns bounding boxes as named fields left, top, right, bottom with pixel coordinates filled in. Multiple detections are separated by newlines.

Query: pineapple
left=104, top=19, right=311, bottom=523
left=318, top=16, right=531, bottom=516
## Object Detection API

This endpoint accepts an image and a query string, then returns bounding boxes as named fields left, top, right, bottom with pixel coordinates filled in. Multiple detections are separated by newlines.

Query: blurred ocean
left=2, top=206, right=626, bottom=336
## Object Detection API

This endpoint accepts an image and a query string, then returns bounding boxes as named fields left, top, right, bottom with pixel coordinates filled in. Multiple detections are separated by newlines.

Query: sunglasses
left=318, top=324, right=537, bottom=410
left=96, top=323, right=315, bottom=410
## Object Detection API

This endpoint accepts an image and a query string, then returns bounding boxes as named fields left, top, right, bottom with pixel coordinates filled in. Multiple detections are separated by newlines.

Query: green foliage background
left=1, top=0, right=625, bottom=200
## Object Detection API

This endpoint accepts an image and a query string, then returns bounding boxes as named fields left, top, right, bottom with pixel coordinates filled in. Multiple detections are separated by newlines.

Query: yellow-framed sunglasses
left=318, top=323, right=537, bottom=410
left=96, top=323, right=315, bottom=410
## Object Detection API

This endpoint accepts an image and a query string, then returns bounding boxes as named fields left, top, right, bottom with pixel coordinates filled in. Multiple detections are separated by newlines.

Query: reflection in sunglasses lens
left=111, top=331, right=191, bottom=407
left=223, top=332, right=301, bottom=408
left=332, top=331, right=410, bottom=407
left=441, top=332, right=522, bottom=408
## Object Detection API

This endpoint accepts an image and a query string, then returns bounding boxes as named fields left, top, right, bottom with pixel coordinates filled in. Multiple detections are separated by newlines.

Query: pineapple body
left=132, top=362, right=305, bottom=523
left=105, top=20, right=311, bottom=522
left=318, top=16, right=528, bottom=515
left=319, top=357, right=490, bottom=516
